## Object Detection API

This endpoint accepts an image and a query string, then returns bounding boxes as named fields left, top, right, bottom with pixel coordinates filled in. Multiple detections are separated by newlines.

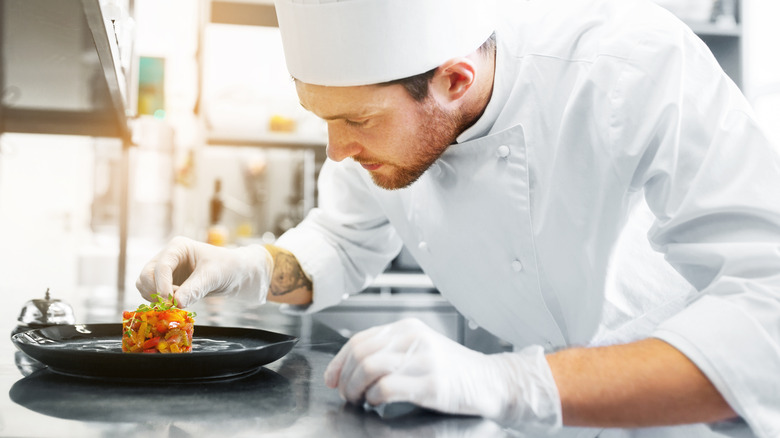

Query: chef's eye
left=344, top=119, right=368, bottom=127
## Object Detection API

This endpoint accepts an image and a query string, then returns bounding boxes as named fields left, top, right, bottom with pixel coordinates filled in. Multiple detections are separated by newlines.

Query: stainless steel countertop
left=1, top=291, right=511, bottom=437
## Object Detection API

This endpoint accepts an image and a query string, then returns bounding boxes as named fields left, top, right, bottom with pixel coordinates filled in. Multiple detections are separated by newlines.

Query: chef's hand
left=136, top=236, right=273, bottom=308
left=324, top=318, right=562, bottom=434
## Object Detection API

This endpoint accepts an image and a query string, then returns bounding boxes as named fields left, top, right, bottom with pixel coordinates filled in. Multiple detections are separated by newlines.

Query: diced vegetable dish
left=122, top=294, right=195, bottom=353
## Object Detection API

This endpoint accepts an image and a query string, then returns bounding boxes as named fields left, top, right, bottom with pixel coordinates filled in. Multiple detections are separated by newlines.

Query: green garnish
left=134, top=293, right=197, bottom=318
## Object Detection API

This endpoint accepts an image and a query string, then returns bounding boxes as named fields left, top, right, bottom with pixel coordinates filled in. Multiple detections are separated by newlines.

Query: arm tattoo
left=267, top=248, right=313, bottom=297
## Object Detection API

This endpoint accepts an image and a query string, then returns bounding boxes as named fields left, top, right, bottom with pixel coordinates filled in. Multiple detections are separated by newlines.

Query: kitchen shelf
left=207, top=130, right=326, bottom=150
left=687, top=21, right=742, bottom=37
left=693, top=23, right=743, bottom=88
left=210, top=0, right=277, bottom=27
left=682, top=0, right=743, bottom=89
left=370, top=272, right=436, bottom=291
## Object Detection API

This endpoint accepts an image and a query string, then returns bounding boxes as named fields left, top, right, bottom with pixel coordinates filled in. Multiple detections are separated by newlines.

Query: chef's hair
left=383, top=32, right=496, bottom=102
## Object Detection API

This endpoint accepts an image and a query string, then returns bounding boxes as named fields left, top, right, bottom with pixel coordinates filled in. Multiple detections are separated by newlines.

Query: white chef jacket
left=275, top=0, right=780, bottom=436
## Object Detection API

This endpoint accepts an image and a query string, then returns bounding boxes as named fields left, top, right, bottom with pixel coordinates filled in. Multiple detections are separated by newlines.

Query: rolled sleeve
left=653, top=292, right=780, bottom=438
left=609, top=25, right=780, bottom=437
left=274, top=159, right=403, bottom=314
left=274, top=215, right=349, bottom=314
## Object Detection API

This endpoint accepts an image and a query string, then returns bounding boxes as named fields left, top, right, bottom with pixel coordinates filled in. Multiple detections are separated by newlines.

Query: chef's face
left=296, top=81, right=462, bottom=190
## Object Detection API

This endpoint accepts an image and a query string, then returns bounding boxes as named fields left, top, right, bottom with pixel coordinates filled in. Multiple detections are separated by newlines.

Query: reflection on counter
left=10, top=366, right=298, bottom=435
left=325, top=404, right=508, bottom=438
left=14, top=351, right=46, bottom=377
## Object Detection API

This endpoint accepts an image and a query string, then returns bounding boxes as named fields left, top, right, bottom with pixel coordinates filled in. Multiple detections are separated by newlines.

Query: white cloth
left=276, top=0, right=780, bottom=436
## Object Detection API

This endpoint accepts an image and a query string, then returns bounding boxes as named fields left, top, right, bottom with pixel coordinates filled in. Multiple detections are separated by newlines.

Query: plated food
left=122, top=295, right=195, bottom=353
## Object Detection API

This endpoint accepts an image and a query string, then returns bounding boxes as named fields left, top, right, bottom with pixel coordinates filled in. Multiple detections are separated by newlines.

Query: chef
left=136, top=0, right=780, bottom=436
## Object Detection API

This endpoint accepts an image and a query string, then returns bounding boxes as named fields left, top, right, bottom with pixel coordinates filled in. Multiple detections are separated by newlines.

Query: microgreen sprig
left=135, top=293, right=197, bottom=317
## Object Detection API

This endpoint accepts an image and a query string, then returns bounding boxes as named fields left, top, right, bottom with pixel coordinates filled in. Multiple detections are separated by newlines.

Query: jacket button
left=497, top=145, right=510, bottom=159
left=418, top=241, right=429, bottom=252
left=511, top=259, right=523, bottom=272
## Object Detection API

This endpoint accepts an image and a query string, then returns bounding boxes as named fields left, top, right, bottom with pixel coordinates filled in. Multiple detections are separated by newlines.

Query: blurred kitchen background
left=1, top=0, right=778, bottom=349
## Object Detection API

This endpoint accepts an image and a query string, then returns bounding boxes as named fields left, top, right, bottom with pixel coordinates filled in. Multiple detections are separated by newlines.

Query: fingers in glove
left=154, top=242, right=193, bottom=299
left=325, top=323, right=394, bottom=388
left=135, top=237, right=194, bottom=303
left=364, top=373, right=428, bottom=407
left=173, top=273, right=210, bottom=308
left=136, top=260, right=161, bottom=302
left=340, top=350, right=412, bottom=403
left=326, top=322, right=428, bottom=404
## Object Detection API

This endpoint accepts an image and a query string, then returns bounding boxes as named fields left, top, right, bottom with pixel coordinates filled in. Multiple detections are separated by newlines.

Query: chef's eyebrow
left=298, top=102, right=373, bottom=121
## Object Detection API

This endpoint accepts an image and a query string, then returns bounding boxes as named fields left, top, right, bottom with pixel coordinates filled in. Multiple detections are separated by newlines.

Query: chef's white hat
left=273, top=0, right=497, bottom=86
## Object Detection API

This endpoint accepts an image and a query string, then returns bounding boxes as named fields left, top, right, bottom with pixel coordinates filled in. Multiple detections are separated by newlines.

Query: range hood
left=0, top=0, right=132, bottom=140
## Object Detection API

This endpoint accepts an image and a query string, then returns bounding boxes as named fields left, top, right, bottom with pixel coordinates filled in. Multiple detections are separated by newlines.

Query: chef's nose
left=326, top=125, right=362, bottom=162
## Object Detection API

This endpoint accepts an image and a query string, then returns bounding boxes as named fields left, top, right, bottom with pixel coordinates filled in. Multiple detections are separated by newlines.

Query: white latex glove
left=324, top=318, right=562, bottom=434
left=136, top=236, right=274, bottom=308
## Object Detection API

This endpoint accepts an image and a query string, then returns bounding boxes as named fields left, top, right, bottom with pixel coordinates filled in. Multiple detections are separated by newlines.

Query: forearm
left=546, top=338, right=737, bottom=428
left=263, top=244, right=314, bottom=306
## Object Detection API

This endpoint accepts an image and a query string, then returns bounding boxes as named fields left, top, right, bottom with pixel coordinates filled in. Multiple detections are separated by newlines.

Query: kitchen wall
left=0, top=134, right=98, bottom=302
left=134, top=0, right=325, bottom=244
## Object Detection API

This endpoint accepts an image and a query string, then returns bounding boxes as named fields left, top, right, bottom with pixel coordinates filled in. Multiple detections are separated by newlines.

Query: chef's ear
left=429, top=57, right=477, bottom=102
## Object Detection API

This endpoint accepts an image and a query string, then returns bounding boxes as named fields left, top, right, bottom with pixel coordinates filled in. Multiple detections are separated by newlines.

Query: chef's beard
left=366, top=98, right=467, bottom=190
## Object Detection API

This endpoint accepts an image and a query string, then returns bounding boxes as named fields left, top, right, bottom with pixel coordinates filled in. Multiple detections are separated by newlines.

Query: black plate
left=11, top=323, right=298, bottom=381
